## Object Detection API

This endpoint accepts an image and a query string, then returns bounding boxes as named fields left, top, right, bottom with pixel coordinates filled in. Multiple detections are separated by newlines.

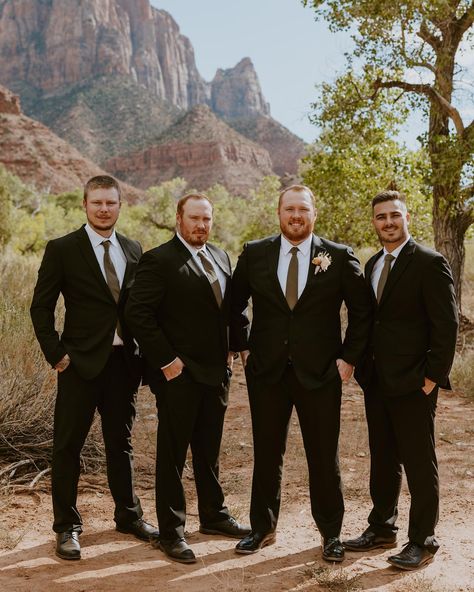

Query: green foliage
left=301, top=70, right=432, bottom=247
left=301, top=0, right=474, bottom=305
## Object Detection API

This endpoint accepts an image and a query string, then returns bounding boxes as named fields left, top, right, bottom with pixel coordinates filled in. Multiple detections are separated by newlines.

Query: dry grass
left=299, top=565, right=362, bottom=592
left=0, top=250, right=105, bottom=490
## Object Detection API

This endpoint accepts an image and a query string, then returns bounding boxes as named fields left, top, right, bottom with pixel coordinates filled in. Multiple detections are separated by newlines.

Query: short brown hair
left=372, top=190, right=407, bottom=209
left=278, top=184, right=316, bottom=209
left=177, top=193, right=214, bottom=216
left=84, top=175, right=121, bottom=201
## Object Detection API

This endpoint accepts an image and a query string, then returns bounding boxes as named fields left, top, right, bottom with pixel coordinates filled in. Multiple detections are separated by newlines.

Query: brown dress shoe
left=56, top=531, right=81, bottom=560
left=387, top=542, right=435, bottom=570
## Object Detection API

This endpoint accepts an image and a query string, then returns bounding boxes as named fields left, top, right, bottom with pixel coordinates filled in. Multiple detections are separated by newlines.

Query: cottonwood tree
left=302, top=0, right=474, bottom=312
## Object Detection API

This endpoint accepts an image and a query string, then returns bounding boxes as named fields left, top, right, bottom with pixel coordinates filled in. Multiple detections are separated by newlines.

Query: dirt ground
left=0, top=363, right=473, bottom=592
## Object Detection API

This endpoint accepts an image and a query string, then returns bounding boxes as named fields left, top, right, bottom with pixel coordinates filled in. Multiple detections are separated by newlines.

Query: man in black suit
left=345, top=190, right=458, bottom=570
left=231, top=185, right=371, bottom=561
left=30, top=175, right=158, bottom=561
left=125, top=193, right=250, bottom=564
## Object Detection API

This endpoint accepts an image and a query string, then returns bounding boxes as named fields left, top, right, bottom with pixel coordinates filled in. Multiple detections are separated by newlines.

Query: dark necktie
left=376, top=253, right=395, bottom=303
left=285, top=246, right=299, bottom=310
left=102, top=240, right=122, bottom=337
left=198, top=250, right=223, bottom=306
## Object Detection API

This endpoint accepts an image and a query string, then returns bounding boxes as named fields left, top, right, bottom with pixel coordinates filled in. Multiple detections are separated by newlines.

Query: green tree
left=302, top=0, right=474, bottom=311
left=301, top=71, right=432, bottom=248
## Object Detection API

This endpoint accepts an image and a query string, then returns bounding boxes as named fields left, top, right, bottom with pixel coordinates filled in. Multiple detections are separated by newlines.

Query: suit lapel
left=172, top=235, right=225, bottom=307
left=172, top=235, right=205, bottom=278
left=75, top=226, right=114, bottom=301
left=378, top=239, right=416, bottom=306
left=365, top=250, right=382, bottom=304
left=266, top=235, right=288, bottom=310
left=117, top=233, right=136, bottom=293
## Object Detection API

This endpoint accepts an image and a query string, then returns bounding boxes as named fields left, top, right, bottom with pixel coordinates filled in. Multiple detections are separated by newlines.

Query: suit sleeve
left=423, top=254, right=458, bottom=387
left=341, top=247, right=372, bottom=366
left=30, top=241, right=67, bottom=367
left=230, top=243, right=251, bottom=352
left=125, top=251, right=177, bottom=371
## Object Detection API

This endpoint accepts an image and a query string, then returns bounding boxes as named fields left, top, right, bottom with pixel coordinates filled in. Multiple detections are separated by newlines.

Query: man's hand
left=422, top=377, right=437, bottom=395
left=227, top=352, right=235, bottom=371
left=240, top=350, right=250, bottom=367
left=162, top=357, right=184, bottom=381
left=55, top=354, right=71, bottom=373
left=336, top=358, right=354, bottom=382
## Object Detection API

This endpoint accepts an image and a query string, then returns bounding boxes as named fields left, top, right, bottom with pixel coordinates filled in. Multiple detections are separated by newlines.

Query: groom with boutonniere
left=230, top=184, right=372, bottom=562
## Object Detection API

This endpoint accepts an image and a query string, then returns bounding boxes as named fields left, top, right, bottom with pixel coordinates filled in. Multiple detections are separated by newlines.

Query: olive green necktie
left=285, top=246, right=299, bottom=310
left=198, top=250, right=223, bottom=307
left=376, top=253, right=395, bottom=303
left=102, top=240, right=122, bottom=337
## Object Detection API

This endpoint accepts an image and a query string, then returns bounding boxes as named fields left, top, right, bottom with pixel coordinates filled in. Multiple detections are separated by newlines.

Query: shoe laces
left=401, top=541, right=422, bottom=557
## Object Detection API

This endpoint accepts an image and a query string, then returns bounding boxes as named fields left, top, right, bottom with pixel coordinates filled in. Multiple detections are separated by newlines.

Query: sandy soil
left=0, top=364, right=473, bottom=592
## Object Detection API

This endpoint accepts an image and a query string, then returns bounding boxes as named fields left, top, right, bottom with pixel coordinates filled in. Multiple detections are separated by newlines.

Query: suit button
left=375, top=321, right=380, bottom=325
left=284, top=339, right=288, bottom=345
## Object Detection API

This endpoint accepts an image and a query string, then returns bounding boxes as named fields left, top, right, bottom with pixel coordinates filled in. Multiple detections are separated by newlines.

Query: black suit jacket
left=230, top=234, right=372, bottom=390
left=125, top=235, right=232, bottom=388
left=30, top=225, right=143, bottom=381
left=354, top=238, right=458, bottom=396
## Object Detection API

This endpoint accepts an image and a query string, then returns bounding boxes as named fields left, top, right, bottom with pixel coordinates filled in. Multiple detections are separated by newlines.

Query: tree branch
left=453, top=2, right=474, bottom=44
left=463, top=119, right=474, bottom=146
left=417, top=20, right=442, bottom=50
left=374, top=79, right=465, bottom=135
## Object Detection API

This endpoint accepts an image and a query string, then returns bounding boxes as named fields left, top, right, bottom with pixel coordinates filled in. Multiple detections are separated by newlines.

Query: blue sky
left=150, top=0, right=353, bottom=143
left=150, top=1, right=473, bottom=148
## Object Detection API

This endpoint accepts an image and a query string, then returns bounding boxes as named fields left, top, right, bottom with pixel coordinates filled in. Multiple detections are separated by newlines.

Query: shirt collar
left=84, top=223, right=119, bottom=248
left=176, top=231, right=209, bottom=258
left=383, top=235, right=411, bottom=260
left=280, top=233, right=312, bottom=256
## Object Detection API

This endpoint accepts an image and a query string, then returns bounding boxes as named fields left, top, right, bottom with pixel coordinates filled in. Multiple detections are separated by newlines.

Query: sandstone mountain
left=105, top=105, right=274, bottom=196
left=0, top=85, right=140, bottom=199
left=0, top=0, right=305, bottom=192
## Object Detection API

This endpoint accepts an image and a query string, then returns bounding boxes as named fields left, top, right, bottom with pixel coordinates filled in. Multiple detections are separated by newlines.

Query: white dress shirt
left=371, top=235, right=411, bottom=295
left=84, top=223, right=127, bottom=345
left=277, top=234, right=313, bottom=300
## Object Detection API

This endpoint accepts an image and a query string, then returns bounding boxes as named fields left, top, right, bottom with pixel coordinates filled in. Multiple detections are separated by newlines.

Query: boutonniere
left=312, top=251, right=332, bottom=275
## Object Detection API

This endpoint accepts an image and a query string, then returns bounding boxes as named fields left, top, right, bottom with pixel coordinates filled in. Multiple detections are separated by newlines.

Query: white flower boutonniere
left=312, top=251, right=332, bottom=275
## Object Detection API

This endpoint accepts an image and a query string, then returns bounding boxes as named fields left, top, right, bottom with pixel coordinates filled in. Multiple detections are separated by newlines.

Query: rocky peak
left=210, top=58, right=271, bottom=119
left=0, top=85, right=21, bottom=115
left=0, top=0, right=208, bottom=109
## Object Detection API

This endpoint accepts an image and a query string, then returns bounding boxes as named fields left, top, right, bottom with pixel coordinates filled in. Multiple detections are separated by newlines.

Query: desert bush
left=0, top=251, right=105, bottom=490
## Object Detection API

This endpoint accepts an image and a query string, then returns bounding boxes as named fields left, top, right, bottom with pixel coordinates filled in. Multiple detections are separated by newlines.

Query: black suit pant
left=246, top=363, right=344, bottom=538
left=52, top=348, right=142, bottom=533
left=152, top=369, right=230, bottom=543
left=364, top=381, right=439, bottom=550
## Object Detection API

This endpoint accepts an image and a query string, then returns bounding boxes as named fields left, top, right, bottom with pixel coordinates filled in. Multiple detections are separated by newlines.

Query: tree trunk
left=432, top=202, right=465, bottom=313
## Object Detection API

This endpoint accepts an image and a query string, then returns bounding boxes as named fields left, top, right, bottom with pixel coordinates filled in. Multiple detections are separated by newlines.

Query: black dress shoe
left=56, top=530, right=81, bottom=560
left=235, top=531, right=276, bottom=554
left=200, top=516, right=251, bottom=539
left=322, top=537, right=345, bottom=562
left=387, top=542, right=435, bottom=570
left=157, top=538, right=196, bottom=564
left=116, top=518, right=159, bottom=542
left=344, top=529, right=397, bottom=551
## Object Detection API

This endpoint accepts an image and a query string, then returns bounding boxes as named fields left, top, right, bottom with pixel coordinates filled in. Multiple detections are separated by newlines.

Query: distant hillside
left=0, top=85, right=141, bottom=200
left=105, top=105, right=274, bottom=196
